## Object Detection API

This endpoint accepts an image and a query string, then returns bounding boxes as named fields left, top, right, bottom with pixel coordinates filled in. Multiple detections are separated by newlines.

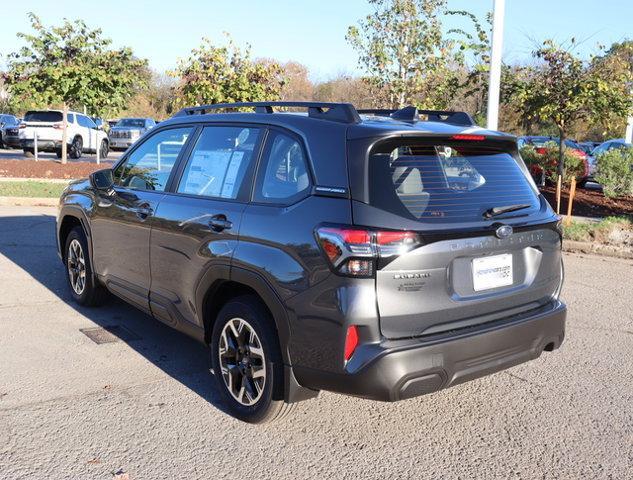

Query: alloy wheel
left=67, top=239, right=86, bottom=295
left=218, top=317, right=266, bottom=406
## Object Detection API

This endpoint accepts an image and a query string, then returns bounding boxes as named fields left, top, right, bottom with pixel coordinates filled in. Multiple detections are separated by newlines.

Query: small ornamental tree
left=171, top=36, right=285, bottom=108
left=511, top=40, right=633, bottom=178
left=346, top=0, right=462, bottom=109
left=5, top=13, right=148, bottom=162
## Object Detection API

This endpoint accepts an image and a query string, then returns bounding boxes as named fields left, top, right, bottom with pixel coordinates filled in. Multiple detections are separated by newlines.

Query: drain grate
left=80, top=325, right=141, bottom=344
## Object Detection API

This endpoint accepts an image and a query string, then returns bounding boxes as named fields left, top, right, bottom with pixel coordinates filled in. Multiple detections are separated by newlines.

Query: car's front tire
left=210, top=295, right=294, bottom=423
left=64, top=227, right=108, bottom=306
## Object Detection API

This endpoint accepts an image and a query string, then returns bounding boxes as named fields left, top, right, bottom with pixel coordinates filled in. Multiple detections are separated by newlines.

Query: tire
left=210, top=295, right=295, bottom=423
left=64, top=226, right=109, bottom=306
left=99, top=139, right=109, bottom=159
left=69, top=136, right=83, bottom=159
left=0, top=134, right=4, bottom=149
left=55, top=149, right=63, bottom=159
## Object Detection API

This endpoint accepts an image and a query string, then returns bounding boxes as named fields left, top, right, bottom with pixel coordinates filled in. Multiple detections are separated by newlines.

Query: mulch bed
left=541, top=185, right=633, bottom=218
left=0, top=159, right=112, bottom=179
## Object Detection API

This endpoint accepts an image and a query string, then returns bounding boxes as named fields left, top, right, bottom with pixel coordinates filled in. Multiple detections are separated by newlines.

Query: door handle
left=135, top=204, right=153, bottom=220
left=209, top=215, right=232, bottom=232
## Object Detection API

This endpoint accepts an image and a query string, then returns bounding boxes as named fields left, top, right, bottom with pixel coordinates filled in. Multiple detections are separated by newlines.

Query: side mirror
left=89, top=168, right=115, bottom=193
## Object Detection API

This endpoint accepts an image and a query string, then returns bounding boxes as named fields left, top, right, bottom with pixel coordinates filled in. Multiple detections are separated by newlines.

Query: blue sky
left=1, top=0, right=631, bottom=80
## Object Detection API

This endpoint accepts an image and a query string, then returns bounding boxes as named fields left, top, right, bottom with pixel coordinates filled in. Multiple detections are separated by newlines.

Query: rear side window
left=369, top=141, right=540, bottom=223
left=254, top=131, right=310, bottom=203
left=24, top=111, right=63, bottom=122
left=177, top=126, right=260, bottom=200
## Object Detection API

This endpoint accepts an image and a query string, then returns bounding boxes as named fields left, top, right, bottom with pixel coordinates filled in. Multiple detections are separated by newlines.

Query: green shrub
left=594, top=147, right=633, bottom=198
left=519, top=142, right=586, bottom=186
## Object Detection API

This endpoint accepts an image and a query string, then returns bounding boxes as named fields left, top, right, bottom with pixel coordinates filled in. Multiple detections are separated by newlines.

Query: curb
left=563, top=240, right=633, bottom=260
left=0, top=196, right=58, bottom=207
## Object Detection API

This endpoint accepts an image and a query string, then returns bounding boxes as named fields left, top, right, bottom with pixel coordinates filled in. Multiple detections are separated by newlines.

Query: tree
left=278, top=62, right=314, bottom=101
left=587, top=40, right=633, bottom=138
left=346, top=0, right=470, bottom=109
left=510, top=40, right=633, bottom=178
left=171, top=36, right=285, bottom=108
left=5, top=13, right=148, bottom=162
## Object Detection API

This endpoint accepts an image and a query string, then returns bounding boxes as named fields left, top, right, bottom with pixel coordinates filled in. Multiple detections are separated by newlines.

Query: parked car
left=518, top=135, right=593, bottom=186
left=19, top=110, right=109, bottom=159
left=107, top=119, right=119, bottom=129
left=591, top=138, right=631, bottom=157
left=57, top=102, right=566, bottom=423
left=109, top=117, right=156, bottom=150
left=0, top=114, right=21, bottom=148
left=91, top=117, right=108, bottom=133
left=578, top=141, right=600, bottom=155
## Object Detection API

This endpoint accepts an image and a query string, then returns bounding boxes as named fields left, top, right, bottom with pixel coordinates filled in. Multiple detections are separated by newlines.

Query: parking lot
left=0, top=147, right=123, bottom=164
left=0, top=205, right=631, bottom=479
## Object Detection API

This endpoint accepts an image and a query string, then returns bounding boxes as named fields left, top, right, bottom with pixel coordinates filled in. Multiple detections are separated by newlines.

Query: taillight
left=19, top=123, right=26, bottom=129
left=316, top=226, right=421, bottom=277
left=53, top=123, right=64, bottom=130
left=344, top=325, right=359, bottom=361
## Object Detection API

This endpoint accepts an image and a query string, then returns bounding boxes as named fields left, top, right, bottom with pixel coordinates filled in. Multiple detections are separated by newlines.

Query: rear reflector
left=344, top=325, right=359, bottom=361
left=451, top=134, right=485, bottom=141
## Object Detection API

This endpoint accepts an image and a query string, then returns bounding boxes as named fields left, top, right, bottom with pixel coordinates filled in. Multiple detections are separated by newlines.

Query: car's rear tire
left=99, top=139, right=109, bottom=159
left=69, top=136, right=83, bottom=159
left=210, top=295, right=295, bottom=423
left=64, top=226, right=108, bottom=306
left=55, top=149, right=63, bottom=159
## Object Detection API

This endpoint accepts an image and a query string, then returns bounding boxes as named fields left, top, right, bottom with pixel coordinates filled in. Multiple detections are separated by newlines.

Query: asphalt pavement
left=0, top=206, right=631, bottom=479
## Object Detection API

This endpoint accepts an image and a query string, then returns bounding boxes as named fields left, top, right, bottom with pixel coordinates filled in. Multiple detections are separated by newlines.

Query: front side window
left=254, top=131, right=310, bottom=203
left=115, top=127, right=192, bottom=191
left=177, top=126, right=260, bottom=200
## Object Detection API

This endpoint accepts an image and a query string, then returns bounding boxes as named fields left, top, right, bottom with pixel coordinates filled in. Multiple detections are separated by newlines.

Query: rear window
left=24, top=111, right=63, bottom=122
left=369, top=141, right=540, bottom=223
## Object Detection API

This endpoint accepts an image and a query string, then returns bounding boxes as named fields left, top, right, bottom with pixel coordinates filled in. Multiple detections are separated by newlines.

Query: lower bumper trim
left=294, top=301, right=566, bottom=402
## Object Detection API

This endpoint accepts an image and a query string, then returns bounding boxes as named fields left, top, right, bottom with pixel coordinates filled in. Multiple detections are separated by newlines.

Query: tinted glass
left=369, top=141, right=540, bottom=223
left=117, top=119, right=146, bottom=128
left=77, top=115, right=96, bottom=128
left=178, top=126, right=260, bottom=199
left=254, top=131, right=310, bottom=203
left=24, top=111, right=63, bottom=122
left=115, top=127, right=192, bottom=191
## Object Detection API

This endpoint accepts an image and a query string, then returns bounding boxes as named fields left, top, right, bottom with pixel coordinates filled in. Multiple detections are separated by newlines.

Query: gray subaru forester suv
left=56, top=102, right=566, bottom=423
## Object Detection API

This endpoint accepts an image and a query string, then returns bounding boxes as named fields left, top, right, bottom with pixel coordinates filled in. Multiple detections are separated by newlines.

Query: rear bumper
left=21, top=139, right=63, bottom=151
left=294, top=300, right=566, bottom=401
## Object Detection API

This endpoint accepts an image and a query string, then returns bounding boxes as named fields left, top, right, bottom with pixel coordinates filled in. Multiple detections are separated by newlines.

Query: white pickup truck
left=19, top=110, right=109, bottom=159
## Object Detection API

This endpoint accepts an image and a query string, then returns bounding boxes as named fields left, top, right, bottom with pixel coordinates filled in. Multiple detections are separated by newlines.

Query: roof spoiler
left=357, top=106, right=476, bottom=126
left=174, top=101, right=361, bottom=124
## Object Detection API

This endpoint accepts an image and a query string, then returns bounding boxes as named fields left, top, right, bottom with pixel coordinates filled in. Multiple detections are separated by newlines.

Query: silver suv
left=109, top=117, right=156, bottom=150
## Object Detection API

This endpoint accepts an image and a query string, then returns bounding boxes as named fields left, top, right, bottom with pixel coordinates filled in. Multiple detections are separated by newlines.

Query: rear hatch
left=351, top=134, right=562, bottom=339
left=21, top=111, right=64, bottom=141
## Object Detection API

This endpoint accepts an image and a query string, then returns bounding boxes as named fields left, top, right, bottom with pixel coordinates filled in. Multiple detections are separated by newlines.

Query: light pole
left=486, top=0, right=506, bottom=131
left=626, top=88, right=633, bottom=143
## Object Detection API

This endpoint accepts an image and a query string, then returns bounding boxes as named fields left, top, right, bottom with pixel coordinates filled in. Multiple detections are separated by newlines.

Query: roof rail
left=357, top=106, right=476, bottom=126
left=174, top=102, right=361, bottom=124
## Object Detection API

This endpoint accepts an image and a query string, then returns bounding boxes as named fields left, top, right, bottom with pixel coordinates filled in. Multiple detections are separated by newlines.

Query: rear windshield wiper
left=483, top=203, right=531, bottom=219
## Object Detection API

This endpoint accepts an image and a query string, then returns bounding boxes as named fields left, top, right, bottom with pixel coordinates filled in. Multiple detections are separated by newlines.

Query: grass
left=562, top=216, right=633, bottom=242
left=0, top=180, right=68, bottom=198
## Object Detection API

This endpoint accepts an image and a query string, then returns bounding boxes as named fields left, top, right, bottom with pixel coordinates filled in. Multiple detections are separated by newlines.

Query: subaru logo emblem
left=495, top=225, right=513, bottom=239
